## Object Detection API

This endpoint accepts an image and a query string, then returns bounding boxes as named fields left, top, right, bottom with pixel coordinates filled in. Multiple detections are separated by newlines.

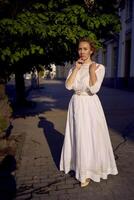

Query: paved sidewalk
left=11, top=80, right=134, bottom=200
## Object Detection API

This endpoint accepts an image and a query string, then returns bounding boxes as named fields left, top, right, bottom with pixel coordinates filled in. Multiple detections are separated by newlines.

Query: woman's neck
left=83, top=58, right=93, bottom=65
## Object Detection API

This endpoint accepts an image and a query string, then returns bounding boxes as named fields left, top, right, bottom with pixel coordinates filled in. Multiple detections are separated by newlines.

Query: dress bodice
left=65, top=63, right=105, bottom=94
left=74, top=64, right=90, bottom=92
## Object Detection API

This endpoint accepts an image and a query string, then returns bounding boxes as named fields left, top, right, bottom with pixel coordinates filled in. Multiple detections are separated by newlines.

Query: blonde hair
left=78, top=37, right=96, bottom=56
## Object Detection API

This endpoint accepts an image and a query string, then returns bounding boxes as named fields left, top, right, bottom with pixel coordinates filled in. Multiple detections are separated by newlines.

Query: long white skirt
left=60, top=94, right=118, bottom=183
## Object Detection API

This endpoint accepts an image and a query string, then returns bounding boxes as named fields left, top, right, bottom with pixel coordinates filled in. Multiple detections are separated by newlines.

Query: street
left=8, top=79, right=134, bottom=200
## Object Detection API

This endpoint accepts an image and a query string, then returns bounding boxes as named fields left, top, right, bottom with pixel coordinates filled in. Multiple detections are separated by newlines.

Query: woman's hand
left=75, top=58, right=84, bottom=70
left=66, top=59, right=83, bottom=89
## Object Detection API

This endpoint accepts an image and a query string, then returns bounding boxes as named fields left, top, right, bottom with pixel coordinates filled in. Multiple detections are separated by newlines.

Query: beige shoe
left=80, top=179, right=90, bottom=187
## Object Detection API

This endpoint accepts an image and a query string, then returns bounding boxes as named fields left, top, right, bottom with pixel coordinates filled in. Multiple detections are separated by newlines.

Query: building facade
left=97, top=0, right=134, bottom=90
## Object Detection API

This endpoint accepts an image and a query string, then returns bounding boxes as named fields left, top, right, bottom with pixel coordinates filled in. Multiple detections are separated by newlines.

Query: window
left=102, top=47, right=107, bottom=66
left=126, top=0, right=133, bottom=20
left=111, top=45, right=118, bottom=77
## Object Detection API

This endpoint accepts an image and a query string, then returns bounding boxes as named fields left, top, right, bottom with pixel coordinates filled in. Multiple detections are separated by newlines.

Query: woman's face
left=78, top=41, right=93, bottom=61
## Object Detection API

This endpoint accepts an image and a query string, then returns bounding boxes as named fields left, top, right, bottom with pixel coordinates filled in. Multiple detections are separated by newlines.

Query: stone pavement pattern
left=11, top=80, right=134, bottom=200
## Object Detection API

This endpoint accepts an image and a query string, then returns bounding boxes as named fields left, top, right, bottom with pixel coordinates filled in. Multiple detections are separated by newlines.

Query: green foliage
left=0, top=0, right=121, bottom=81
left=0, top=114, right=8, bottom=133
left=0, top=84, right=12, bottom=134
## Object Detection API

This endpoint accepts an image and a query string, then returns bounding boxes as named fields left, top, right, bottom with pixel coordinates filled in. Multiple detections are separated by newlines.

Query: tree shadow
left=99, top=88, right=134, bottom=142
left=3, top=122, right=14, bottom=139
left=6, top=80, right=134, bottom=142
left=6, top=80, right=72, bottom=118
left=0, top=154, right=17, bottom=200
left=38, top=116, right=64, bottom=169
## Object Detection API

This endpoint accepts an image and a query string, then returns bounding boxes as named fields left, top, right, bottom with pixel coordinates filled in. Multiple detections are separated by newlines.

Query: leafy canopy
left=0, top=0, right=121, bottom=79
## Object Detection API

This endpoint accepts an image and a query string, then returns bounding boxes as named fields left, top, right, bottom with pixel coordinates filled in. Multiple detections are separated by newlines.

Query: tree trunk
left=15, top=71, right=26, bottom=104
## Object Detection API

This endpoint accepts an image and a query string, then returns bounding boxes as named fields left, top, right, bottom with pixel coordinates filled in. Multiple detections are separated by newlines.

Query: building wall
left=130, top=0, right=134, bottom=77
left=56, top=62, right=73, bottom=79
left=98, top=0, right=134, bottom=91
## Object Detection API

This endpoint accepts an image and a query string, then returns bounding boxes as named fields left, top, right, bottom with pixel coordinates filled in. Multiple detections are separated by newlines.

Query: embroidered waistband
left=74, top=91, right=93, bottom=96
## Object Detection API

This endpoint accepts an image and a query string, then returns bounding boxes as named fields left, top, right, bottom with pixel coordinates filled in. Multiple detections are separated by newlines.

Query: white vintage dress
left=60, top=63, right=118, bottom=183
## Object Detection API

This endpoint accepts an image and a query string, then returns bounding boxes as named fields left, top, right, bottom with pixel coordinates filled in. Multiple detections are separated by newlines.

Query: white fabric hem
left=60, top=167, right=118, bottom=183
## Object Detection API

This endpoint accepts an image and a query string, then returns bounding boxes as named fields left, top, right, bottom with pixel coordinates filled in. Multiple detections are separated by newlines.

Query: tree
left=0, top=0, right=121, bottom=103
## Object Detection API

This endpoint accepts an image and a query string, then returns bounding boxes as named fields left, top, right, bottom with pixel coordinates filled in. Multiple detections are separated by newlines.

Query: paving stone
left=10, top=80, right=134, bottom=200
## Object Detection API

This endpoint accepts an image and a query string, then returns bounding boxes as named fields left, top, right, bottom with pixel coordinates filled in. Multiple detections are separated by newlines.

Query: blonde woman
left=60, top=37, right=118, bottom=187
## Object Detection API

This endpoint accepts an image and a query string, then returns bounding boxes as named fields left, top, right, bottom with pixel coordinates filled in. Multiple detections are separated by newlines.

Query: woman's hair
left=78, top=37, right=96, bottom=56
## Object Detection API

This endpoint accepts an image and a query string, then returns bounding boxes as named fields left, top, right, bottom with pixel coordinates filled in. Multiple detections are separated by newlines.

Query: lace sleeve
left=87, top=65, right=105, bottom=94
left=65, top=68, right=74, bottom=90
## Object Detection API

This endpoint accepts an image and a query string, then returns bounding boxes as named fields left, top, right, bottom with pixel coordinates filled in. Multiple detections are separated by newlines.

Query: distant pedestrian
left=31, top=68, right=38, bottom=89
left=60, top=37, right=118, bottom=187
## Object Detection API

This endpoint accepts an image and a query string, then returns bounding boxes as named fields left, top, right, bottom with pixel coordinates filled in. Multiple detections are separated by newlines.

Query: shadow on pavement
left=99, top=89, right=134, bottom=141
left=6, top=80, right=134, bottom=141
left=8, top=81, right=72, bottom=118
left=0, top=154, right=17, bottom=200
left=38, top=116, right=64, bottom=169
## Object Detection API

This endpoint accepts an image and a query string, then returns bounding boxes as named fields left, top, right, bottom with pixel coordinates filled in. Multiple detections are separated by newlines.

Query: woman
left=60, top=37, right=118, bottom=187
